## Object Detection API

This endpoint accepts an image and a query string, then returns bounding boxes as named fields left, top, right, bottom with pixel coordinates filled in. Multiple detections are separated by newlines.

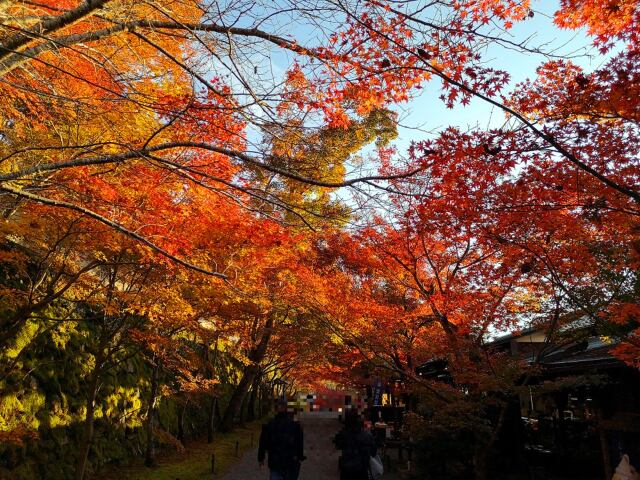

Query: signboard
left=372, top=378, right=383, bottom=406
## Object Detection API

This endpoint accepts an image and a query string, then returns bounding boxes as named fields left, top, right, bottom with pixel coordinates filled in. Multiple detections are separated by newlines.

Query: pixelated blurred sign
left=373, top=378, right=383, bottom=406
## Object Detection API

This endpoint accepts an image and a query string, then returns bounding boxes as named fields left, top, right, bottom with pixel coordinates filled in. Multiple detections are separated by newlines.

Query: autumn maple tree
left=1, top=1, right=639, bottom=479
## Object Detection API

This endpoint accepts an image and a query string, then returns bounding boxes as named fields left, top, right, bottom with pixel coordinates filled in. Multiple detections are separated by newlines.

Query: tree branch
left=0, top=184, right=227, bottom=279
left=0, top=141, right=423, bottom=188
left=0, top=18, right=317, bottom=77
left=0, top=0, right=111, bottom=62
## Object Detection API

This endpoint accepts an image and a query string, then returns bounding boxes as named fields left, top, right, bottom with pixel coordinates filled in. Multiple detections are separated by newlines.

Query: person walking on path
left=334, top=410, right=377, bottom=480
left=258, top=401, right=304, bottom=480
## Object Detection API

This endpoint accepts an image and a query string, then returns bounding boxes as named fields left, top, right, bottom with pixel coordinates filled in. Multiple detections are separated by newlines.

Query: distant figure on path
left=258, top=400, right=304, bottom=480
left=334, top=410, right=376, bottom=480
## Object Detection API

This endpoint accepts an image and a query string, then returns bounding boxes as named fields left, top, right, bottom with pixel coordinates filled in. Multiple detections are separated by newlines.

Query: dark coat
left=258, top=413, right=304, bottom=474
left=334, top=428, right=376, bottom=480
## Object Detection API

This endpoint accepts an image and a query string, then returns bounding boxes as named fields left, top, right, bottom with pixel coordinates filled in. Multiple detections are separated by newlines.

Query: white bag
left=369, top=454, right=384, bottom=479
left=612, top=454, right=639, bottom=480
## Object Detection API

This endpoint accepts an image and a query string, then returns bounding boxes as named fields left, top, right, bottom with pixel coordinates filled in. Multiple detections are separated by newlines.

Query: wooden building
left=488, top=327, right=640, bottom=478
left=416, top=325, right=640, bottom=478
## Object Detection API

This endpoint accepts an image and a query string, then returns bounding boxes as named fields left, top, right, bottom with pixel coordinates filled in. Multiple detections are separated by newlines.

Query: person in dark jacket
left=258, top=401, right=304, bottom=480
left=334, top=410, right=376, bottom=480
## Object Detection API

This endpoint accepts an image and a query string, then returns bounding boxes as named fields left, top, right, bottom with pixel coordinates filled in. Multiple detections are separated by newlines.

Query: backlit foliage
left=0, top=1, right=639, bottom=479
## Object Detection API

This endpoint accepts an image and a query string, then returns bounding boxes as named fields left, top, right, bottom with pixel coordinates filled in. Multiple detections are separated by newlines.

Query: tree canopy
left=0, top=1, right=639, bottom=479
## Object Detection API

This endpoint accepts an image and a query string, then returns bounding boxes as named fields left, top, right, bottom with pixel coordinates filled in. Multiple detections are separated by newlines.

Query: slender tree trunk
left=597, top=409, right=613, bottom=480
left=207, top=396, right=217, bottom=443
left=177, top=398, right=188, bottom=444
left=473, top=402, right=509, bottom=480
left=215, top=396, right=222, bottom=425
left=75, top=266, right=122, bottom=480
left=239, top=392, right=248, bottom=426
left=0, top=262, right=100, bottom=350
left=144, top=358, right=160, bottom=467
left=75, top=362, right=102, bottom=480
left=206, top=335, right=220, bottom=443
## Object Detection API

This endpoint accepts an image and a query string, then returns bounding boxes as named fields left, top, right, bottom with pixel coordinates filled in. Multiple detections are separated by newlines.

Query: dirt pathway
left=219, top=415, right=398, bottom=480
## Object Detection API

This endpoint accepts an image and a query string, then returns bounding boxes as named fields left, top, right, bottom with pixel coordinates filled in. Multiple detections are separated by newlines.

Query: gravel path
left=219, top=415, right=398, bottom=480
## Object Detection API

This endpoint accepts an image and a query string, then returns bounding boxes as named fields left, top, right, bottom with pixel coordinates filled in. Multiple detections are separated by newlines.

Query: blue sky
left=391, top=0, right=609, bottom=150
left=219, top=1, right=615, bottom=184
left=321, top=0, right=621, bottom=221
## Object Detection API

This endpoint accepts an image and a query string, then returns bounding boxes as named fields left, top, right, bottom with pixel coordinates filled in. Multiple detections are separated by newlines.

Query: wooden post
left=596, top=409, right=613, bottom=480
left=235, top=440, right=239, bottom=457
left=211, top=453, right=215, bottom=476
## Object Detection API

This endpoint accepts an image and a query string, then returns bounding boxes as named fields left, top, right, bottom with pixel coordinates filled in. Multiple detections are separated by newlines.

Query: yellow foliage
left=0, top=392, right=45, bottom=433
left=4, top=319, right=39, bottom=360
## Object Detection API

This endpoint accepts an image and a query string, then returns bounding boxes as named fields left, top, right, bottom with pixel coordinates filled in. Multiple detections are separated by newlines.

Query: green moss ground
left=97, top=421, right=263, bottom=480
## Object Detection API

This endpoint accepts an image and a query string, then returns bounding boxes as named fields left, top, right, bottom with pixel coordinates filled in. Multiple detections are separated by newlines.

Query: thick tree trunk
left=257, top=385, right=263, bottom=418
left=221, top=364, right=259, bottom=431
left=221, top=315, right=274, bottom=431
left=473, top=453, right=489, bottom=480
left=261, top=385, right=271, bottom=416
left=144, top=359, right=160, bottom=467
left=246, top=376, right=260, bottom=422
